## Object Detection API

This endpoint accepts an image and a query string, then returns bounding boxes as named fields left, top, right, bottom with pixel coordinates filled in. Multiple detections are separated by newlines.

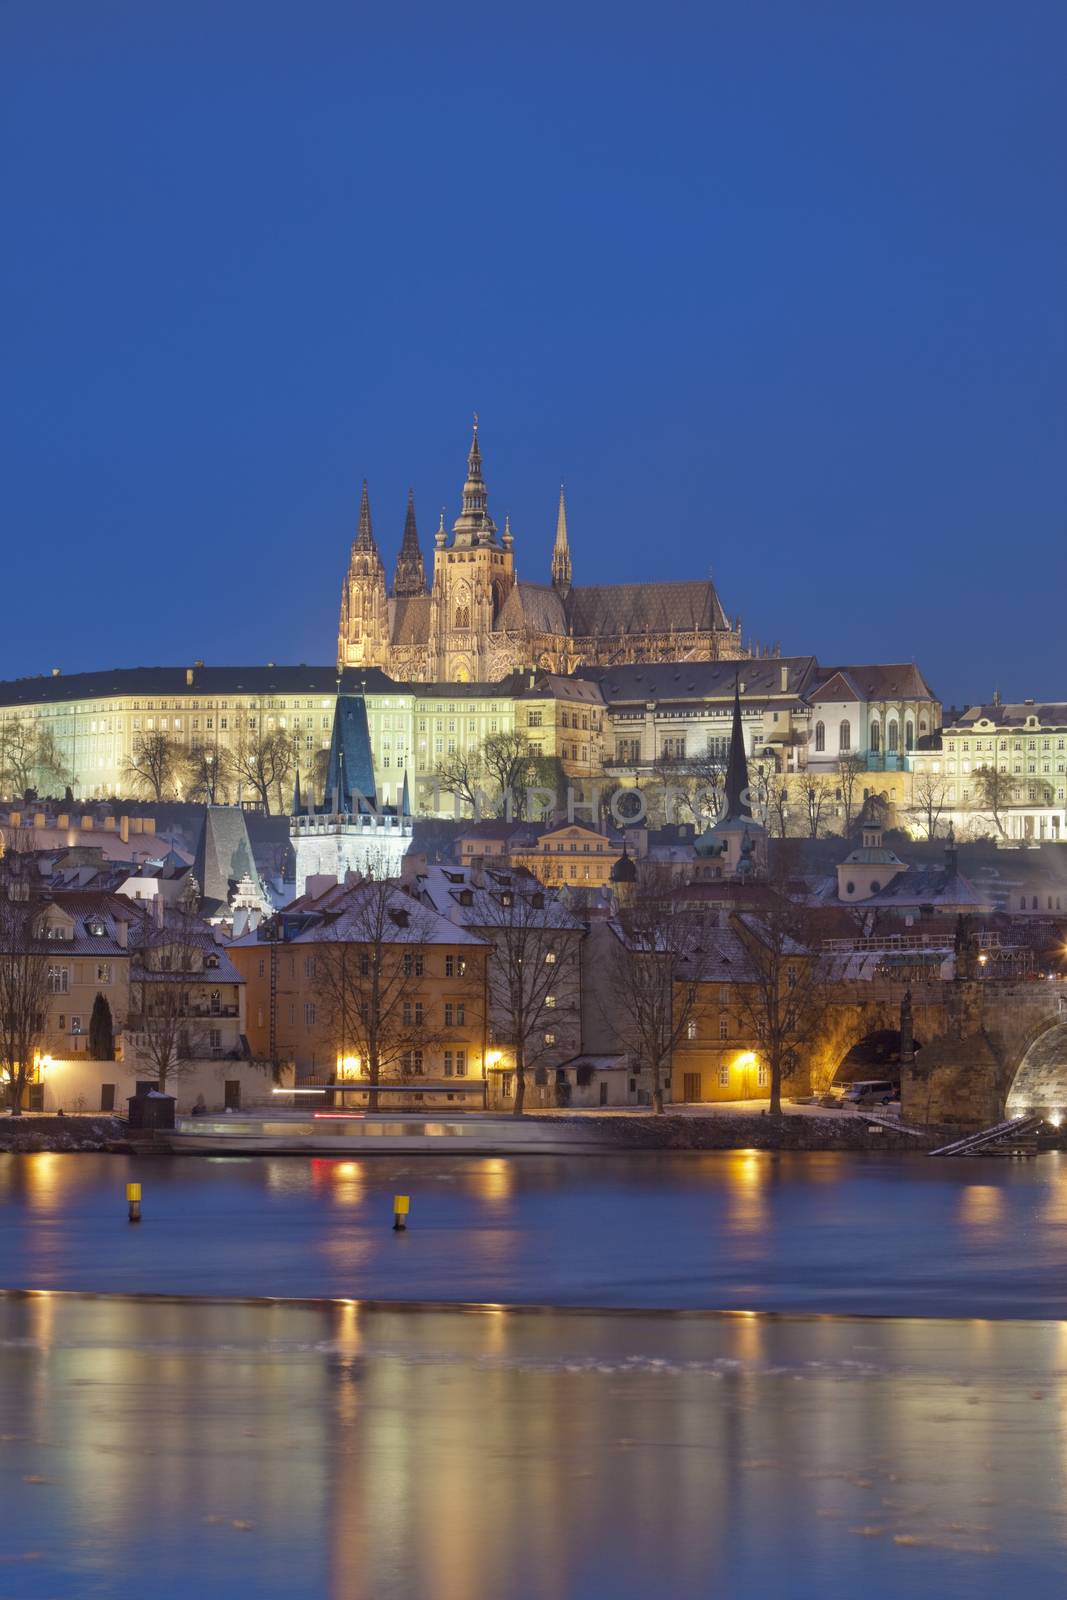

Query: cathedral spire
left=723, top=673, right=752, bottom=821
left=551, top=482, right=572, bottom=593
left=353, top=480, right=377, bottom=553
left=452, top=414, right=497, bottom=547
left=393, top=488, right=427, bottom=597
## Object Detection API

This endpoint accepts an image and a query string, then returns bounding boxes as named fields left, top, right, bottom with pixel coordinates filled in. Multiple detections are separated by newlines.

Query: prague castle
left=337, top=420, right=743, bottom=682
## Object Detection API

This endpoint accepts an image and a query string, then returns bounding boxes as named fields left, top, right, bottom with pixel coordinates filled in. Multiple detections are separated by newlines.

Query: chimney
left=780, top=665, right=788, bottom=693
left=470, top=854, right=486, bottom=888
left=116, top=920, right=128, bottom=950
left=186, top=667, right=194, bottom=686
left=120, top=815, right=129, bottom=843
left=154, top=893, right=165, bottom=929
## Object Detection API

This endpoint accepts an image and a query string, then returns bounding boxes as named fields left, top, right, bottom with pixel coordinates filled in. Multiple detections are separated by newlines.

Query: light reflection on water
left=8, top=1150, right=1067, bottom=1316
left=1, top=1295, right=1066, bottom=1599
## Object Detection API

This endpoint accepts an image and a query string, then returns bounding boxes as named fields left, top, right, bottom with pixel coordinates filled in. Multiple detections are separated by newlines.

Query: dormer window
left=88, top=918, right=106, bottom=937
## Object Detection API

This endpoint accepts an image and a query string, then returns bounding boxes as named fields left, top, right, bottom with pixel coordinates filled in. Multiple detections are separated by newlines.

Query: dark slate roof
left=495, top=582, right=568, bottom=636
left=951, top=703, right=1067, bottom=730
left=192, top=808, right=258, bottom=910
left=810, top=663, right=937, bottom=703
left=322, top=695, right=377, bottom=813
left=574, top=657, right=818, bottom=705
left=390, top=594, right=432, bottom=647
left=0, top=664, right=399, bottom=707
left=565, top=580, right=730, bottom=637
left=859, top=867, right=989, bottom=910
left=38, top=891, right=147, bottom=953
left=511, top=671, right=605, bottom=704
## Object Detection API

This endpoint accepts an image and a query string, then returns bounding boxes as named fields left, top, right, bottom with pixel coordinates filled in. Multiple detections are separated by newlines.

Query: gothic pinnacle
left=551, top=481, right=572, bottom=591
left=354, top=479, right=376, bottom=553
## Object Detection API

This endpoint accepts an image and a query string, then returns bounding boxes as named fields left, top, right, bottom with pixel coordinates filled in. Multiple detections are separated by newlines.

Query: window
left=757, top=1064, right=769, bottom=1089
left=402, top=1050, right=424, bottom=1075
left=209, top=1027, right=222, bottom=1053
left=455, top=1049, right=467, bottom=1077
left=718, top=1014, right=728, bottom=1040
left=304, top=956, right=316, bottom=978
left=887, top=721, right=899, bottom=752
left=304, top=1003, right=316, bottom=1026
left=544, top=950, right=557, bottom=964
left=786, top=966, right=797, bottom=989
left=47, top=966, right=69, bottom=995
left=96, top=962, right=112, bottom=984
left=444, top=954, right=466, bottom=978
left=719, top=1065, right=730, bottom=1088
left=444, top=1051, right=454, bottom=1076
left=815, top=721, right=825, bottom=753
left=257, top=959, right=265, bottom=978
left=905, top=721, right=915, bottom=751
left=686, top=1019, right=698, bottom=1040
left=839, top=719, right=850, bottom=751
left=444, top=1001, right=465, bottom=1027
left=870, top=722, right=880, bottom=753
left=545, top=994, right=557, bottom=1008
left=544, top=1032, right=556, bottom=1046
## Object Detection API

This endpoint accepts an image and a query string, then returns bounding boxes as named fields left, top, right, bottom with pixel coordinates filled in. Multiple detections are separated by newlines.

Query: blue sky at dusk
left=2, top=1, right=1064, bottom=708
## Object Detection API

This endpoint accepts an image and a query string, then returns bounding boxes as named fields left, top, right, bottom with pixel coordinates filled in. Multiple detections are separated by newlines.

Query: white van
left=839, top=1080, right=895, bottom=1107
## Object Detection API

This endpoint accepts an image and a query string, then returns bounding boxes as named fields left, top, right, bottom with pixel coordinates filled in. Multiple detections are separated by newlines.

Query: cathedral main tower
left=428, top=418, right=515, bottom=681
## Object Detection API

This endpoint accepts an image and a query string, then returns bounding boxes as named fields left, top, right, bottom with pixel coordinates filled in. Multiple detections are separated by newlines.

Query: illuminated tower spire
left=551, top=482, right=572, bottom=594
left=353, top=480, right=377, bottom=553
left=393, top=488, right=427, bottom=596
left=451, top=414, right=498, bottom=547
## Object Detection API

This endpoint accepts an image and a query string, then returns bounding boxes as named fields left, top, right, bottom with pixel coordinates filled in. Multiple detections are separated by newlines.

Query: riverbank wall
left=0, top=1110, right=957, bottom=1155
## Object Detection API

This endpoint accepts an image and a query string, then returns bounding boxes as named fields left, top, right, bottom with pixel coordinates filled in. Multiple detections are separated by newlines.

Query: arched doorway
left=1005, top=1024, right=1067, bottom=1117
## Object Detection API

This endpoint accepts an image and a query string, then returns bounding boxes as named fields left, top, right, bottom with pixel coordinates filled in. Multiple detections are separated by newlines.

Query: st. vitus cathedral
left=337, top=420, right=744, bottom=683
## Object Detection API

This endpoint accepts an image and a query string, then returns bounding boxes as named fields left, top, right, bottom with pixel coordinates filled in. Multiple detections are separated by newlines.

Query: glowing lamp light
left=486, top=1050, right=503, bottom=1067
left=336, top=1055, right=362, bottom=1078
left=1050, top=1112, right=1064, bottom=1128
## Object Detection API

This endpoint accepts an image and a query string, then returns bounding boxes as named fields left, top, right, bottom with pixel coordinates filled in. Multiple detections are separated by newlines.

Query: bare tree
left=184, top=741, right=227, bottom=805
left=800, top=773, right=833, bottom=839
left=433, top=746, right=486, bottom=817
left=0, top=838, right=50, bottom=1114
left=837, top=753, right=866, bottom=836
left=764, top=773, right=790, bottom=838
left=911, top=773, right=948, bottom=840
left=123, top=730, right=182, bottom=802
left=230, top=728, right=297, bottom=815
left=607, top=865, right=709, bottom=1114
left=473, top=876, right=582, bottom=1116
left=973, top=765, right=1016, bottom=840
left=0, top=720, right=70, bottom=799
left=730, top=853, right=827, bottom=1115
left=481, top=730, right=555, bottom=819
left=314, top=881, right=466, bottom=1111
left=126, top=909, right=213, bottom=1090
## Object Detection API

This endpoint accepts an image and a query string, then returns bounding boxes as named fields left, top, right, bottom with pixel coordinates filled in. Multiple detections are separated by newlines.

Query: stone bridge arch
left=808, top=984, right=943, bottom=1096
left=1005, top=1022, right=1067, bottom=1119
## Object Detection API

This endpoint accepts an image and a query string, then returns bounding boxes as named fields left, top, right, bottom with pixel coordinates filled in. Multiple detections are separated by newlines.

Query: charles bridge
left=808, top=971, right=1067, bottom=1127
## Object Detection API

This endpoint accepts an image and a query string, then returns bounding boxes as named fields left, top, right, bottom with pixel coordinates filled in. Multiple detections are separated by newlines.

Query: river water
left=4, top=1150, right=1067, bottom=1597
